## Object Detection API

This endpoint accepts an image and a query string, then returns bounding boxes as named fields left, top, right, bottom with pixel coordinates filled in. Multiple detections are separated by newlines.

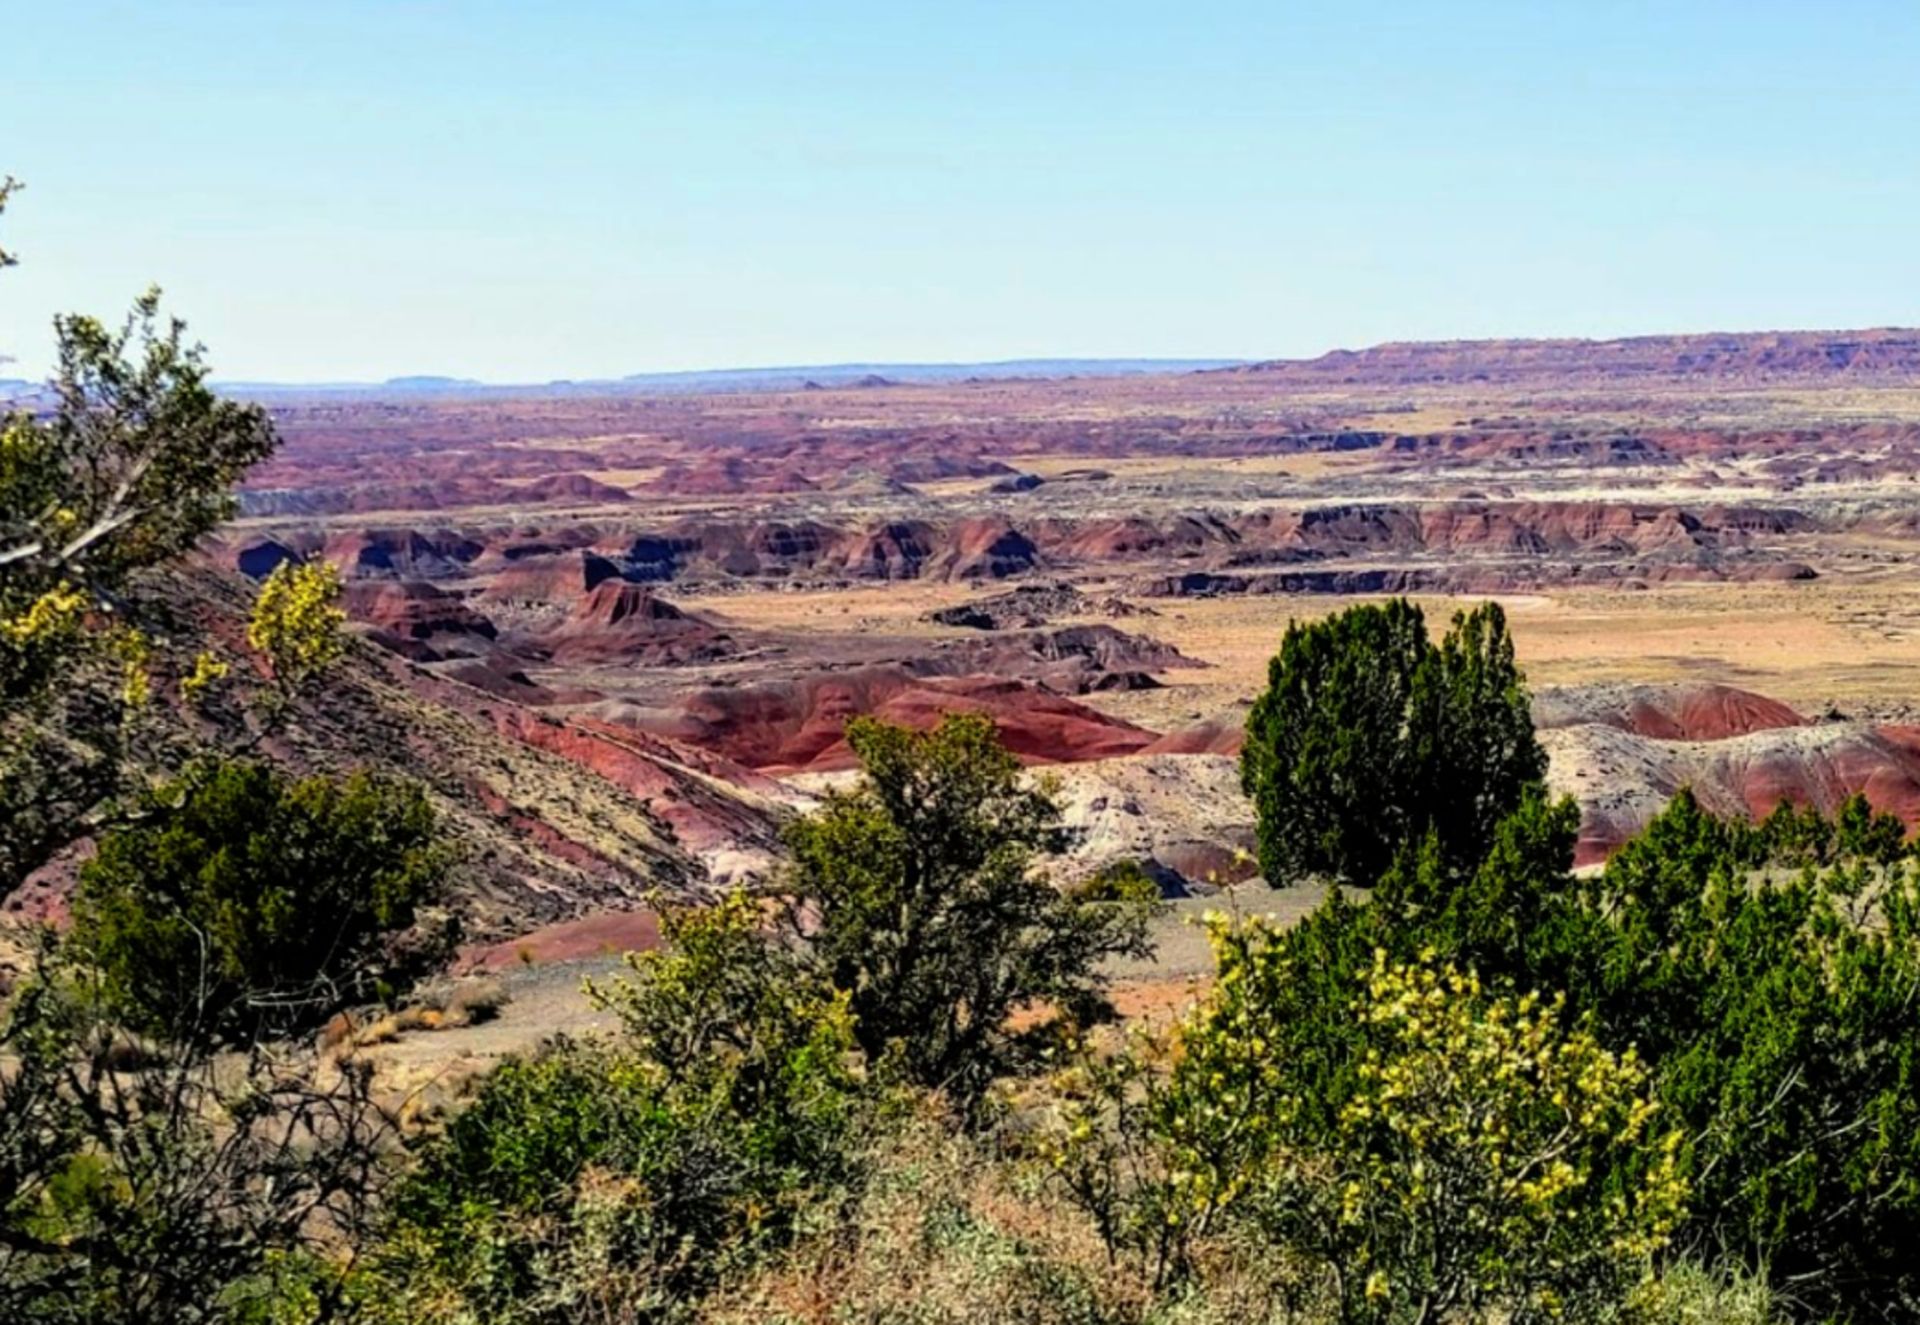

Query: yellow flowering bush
left=178, top=649, right=230, bottom=704
left=0, top=581, right=90, bottom=697
left=1307, top=950, right=1688, bottom=1322
left=1052, top=918, right=1688, bottom=1322
left=246, top=560, right=345, bottom=690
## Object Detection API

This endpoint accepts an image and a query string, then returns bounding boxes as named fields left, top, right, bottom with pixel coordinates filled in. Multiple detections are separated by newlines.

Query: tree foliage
left=1, top=242, right=280, bottom=891
left=247, top=560, right=346, bottom=692
left=1241, top=600, right=1545, bottom=887
left=1, top=289, right=276, bottom=686
left=69, top=760, right=452, bottom=1044
left=783, top=713, right=1157, bottom=1110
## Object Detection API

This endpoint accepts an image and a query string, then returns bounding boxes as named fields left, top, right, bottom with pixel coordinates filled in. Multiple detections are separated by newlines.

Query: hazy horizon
left=6, top=3, right=1919, bottom=382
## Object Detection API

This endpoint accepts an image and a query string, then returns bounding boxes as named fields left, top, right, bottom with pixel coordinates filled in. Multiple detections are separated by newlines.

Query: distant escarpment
left=1234, top=328, right=1920, bottom=387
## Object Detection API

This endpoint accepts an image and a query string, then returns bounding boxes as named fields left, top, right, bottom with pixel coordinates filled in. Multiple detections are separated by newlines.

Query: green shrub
left=365, top=893, right=864, bottom=1323
left=1563, top=792, right=1920, bottom=1320
left=69, top=759, right=451, bottom=1043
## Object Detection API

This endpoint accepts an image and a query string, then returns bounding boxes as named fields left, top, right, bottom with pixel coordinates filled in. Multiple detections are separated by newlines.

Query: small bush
left=69, top=759, right=452, bottom=1043
left=363, top=894, right=865, bottom=1323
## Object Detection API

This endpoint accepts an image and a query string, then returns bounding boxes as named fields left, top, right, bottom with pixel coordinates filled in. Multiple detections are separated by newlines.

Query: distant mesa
left=1234, top=328, right=1920, bottom=387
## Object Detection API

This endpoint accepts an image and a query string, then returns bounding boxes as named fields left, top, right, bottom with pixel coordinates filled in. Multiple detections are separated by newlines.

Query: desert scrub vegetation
left=1049, top=937, right=1688, bottom=1323
left=356, top=892, right=868, bottom=1324
left=69, top=760, right=454, bottom=1044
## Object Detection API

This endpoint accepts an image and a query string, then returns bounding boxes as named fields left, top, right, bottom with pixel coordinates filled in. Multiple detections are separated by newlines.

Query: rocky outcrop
left=1047, top=754, right=1257, bottom=893
left=921, top=625, right=1198, bottom=694
left=1142, top=558, right=1815, bottom=598
left=342, top=581, right=497, bottom=660
left=542, top=583, right=735, bottom=665
left=925, top=582, right=1154, bottom=630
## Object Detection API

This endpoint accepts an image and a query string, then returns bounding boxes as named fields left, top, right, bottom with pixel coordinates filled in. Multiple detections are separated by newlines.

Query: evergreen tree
left=1241, top=599, right=1545, bottom=888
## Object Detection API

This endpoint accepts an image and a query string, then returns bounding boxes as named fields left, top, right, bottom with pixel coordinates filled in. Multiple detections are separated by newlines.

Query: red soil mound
left=927, top=518, right=1044, bottom=580
left=460, top=908, right=662, bottom=970
left=481, top=551, right=625, bottom=605
left=343, top=581, right=497, bottom=660
left=490, top=708, right=788, bottom=857
left=1142, top=718, right=1246, bottom=756
left=1535, top=683, right=1805, bottom=741
left=1720, top=725, right=1920, bottom=827
left=646, top=456, right=819, bottom=495
left=834, top=521, right=939, bottom=579
left=1546, top=709, right=1920, bottom=865
left=623, top=667, right=1155, bottom=773
left=515, top=472, right=632, bottom=503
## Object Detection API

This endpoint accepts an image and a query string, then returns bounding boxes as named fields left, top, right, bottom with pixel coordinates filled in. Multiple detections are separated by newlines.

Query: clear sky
left=4, top=2, right=1918, bottom=382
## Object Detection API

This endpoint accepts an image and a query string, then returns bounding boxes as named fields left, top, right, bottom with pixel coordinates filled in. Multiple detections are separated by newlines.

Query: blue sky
left=3, top=2, right=1918, bottom=381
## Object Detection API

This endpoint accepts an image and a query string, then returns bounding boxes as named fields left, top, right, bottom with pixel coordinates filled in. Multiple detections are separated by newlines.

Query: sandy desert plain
left=162, top=329, right=1920, bottom=1076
